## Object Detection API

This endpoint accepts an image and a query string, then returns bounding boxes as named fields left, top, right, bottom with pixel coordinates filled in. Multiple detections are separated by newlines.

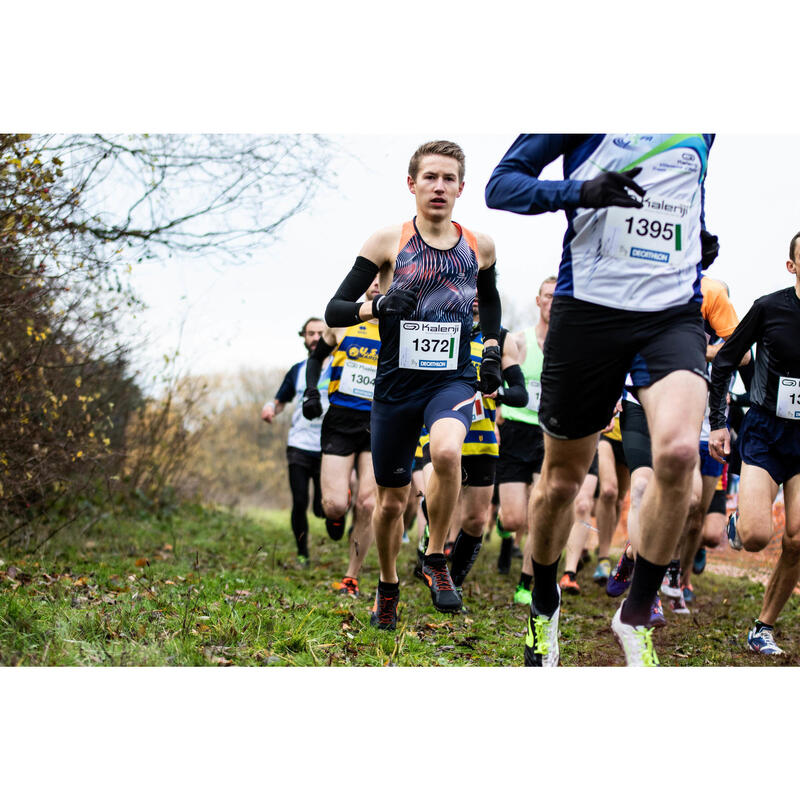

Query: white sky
left=125, top=133, right=800, bottom=384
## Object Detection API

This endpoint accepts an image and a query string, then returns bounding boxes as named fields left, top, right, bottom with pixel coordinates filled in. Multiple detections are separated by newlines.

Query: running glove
left=372, top=288, right=417, bottom=318
left=579, top=167, right=644, bottom=209
left=302, top=387, right=323, bottom=419
left=479, top=345, right=502, bottom=394
left=700, top=229, right=720, bottom=269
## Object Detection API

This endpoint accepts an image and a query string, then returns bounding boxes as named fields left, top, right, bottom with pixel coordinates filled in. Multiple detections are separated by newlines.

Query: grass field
left=1, top=503, right=798, bottom=666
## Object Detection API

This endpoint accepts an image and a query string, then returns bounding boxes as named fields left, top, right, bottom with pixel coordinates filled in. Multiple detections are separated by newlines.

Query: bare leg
left=344, top=451, right=377, bottom=579
left=373, top=484, right=411, bottom=583
left=563, top=474, right=599, bottom=574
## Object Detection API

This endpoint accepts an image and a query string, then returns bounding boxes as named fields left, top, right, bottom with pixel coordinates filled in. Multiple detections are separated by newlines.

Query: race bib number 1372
left=398, top=320, right=460, bottom=371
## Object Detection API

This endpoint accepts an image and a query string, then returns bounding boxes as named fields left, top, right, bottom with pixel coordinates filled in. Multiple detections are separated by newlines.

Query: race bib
left=526, top=379, right=541, bottom=412
left=338, top=359, right=376, bottom=400
left=601, top=195, right=690, bottom=270
left=776, top=376, right=800, bottom=420
left=398, top=320, right=459, bottom=371
left=472, top=393, right=485, bottom=424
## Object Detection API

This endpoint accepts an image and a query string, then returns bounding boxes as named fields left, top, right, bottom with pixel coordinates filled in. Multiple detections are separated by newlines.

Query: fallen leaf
left=162, top=544, right=173, bottom=551
left=7, top=565, right=18, bottom=579
left=135, top=558, right=149, bottom=567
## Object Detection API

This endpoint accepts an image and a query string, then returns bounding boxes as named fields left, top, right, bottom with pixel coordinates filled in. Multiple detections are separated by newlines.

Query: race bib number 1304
left=398, top=320, right=460, bottom=371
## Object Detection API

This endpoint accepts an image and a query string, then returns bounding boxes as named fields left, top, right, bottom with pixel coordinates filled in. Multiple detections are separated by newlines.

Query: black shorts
left=462, top=455, right=497, bottom=487
left=286, top=446, right=321, bottom=471
left=600, top=435, right=627, bottom=467
left=587, top=451, right=599, bottom=478
left=738, top=404, right=800, bottom=486
left=539, top=296, right=707, bottom=440
left=321, top=404, right=371, bottom=457
left=708, top=488, right=726, bottom=515
left=621, top=400, right=652, bottom=473
left=496, top=419, right=545, bottom=485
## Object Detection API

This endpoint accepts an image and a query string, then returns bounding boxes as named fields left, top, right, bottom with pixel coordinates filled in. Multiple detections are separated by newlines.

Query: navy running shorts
left=371, top=381, right=475, bottom=488
left=738, top=404, right=800, bottom=486
left=699, top=440, right=724, bottom=478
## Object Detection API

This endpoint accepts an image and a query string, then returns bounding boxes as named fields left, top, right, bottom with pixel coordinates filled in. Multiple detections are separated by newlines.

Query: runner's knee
left=652, top=440, right=697, bottom=485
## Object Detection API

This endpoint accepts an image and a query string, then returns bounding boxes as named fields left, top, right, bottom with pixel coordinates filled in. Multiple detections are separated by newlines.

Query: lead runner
left=324, top=140, right=502, bottom=629
left=486, top=134, right=717, bottom=666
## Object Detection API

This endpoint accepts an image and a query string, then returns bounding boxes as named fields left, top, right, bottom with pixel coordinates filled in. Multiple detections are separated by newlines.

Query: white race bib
left=471, top=393, right=485, bottom=423
left=526, top=379, right=541, bottom=412
left=601, top=194, right=690, bottom=271
left=776, top=376, right=800, bottom=420
left=398, top=320, right=460, bottom=371
left=338, top=359, right=376, bottom=400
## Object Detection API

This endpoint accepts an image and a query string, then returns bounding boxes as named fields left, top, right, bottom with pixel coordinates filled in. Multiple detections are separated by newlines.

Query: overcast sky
left=125, top=134, right=800, bottom=387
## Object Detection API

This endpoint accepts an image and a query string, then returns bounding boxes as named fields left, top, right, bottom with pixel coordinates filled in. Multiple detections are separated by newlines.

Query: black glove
left=700, top=229, right=720, bottom=269
left=478, top=345, right=502, bottom=394
left=372, top=287, right=417, bottom=318
left=579, top=167, right=645, bottom=209
left=302, top=387, right=323, bottom=420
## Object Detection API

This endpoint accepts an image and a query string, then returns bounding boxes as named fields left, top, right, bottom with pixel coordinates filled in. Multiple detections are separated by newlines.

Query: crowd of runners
left=262, top=135, right=800, bottom=666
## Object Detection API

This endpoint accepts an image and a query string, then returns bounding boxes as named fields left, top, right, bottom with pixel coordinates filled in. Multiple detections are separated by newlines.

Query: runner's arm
left=484, top=134, right=584, bottom=214
left=495, top=328, right=528, bottom=407
left=305, top=335, right=336, bottom=391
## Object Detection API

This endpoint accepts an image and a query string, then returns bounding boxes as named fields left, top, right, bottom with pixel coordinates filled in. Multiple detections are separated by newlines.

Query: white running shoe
left=612, top=604, right=660, bottom=667
left=524, top=586, right=561, bottom=667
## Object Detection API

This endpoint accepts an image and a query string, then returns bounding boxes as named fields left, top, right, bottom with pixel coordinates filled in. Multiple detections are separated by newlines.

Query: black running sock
left=296, top=530, right=309, bottom=559
left=519, top=572, right=532, bottom=591
left=450, top=530, right=483, bottom=587
left=325, top=516, right=346, bottom=541
left=424, top=552, right=448, bottom=569
left=621, top=553, right=669, bottom=626
left=378, top=579, right=399, bottom=596
left=499, top=537, right=513, bottom=562
left=754, top=619, right=773, bottom=633
left=420, top=496, right=429, bottom=524
left=531, top=557, right=560, bottom=616
left=565, top=570, right=576, bottom=581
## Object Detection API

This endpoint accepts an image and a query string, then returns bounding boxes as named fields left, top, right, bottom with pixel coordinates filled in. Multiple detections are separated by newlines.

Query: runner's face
left=408, top=155, right=464, bottom=220
left=536, top=282, right=556, bottom=325
left=303, top=320, right=325, bottom=351
left=472, top=296, right=479, bottom=320
left=365, top=277, right=381, bottom=302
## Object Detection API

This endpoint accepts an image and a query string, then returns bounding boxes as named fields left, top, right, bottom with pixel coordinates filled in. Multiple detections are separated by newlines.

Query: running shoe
left=668, top=591, right=690, bottom=615
left=747, top=623, right=784, bottom=655
left=325, top=516, right=346, bottom=541
left=559, top=572, right=581, bottom=595
left=513, top=584, right=532, bottom=605
left=414, top=525, right=430, bottom=582
left=692, top=546, right=707, bottom=575
left=606, top=549, right=634, bottom=597
left=333, top=576, right=359, bottom=598
left=511, top=544, right=523, bottom=559
left=727, top=511, right=742, bottom=550
left=649, top=596, right=666, bottom=628
left=496, top=516, right=512, bottom=540
left=443, top=540, right=455, bottom=560
left=421, top=554, right=462, bottom=613
left=683, top=584, right=695, bottom=604
left=660, top=559, right=682, bottom=599
left=593, top=557, right=611, bottom=585
left=370, top=586, right=399, bottom=631
left=497, top=537, right=513, bottom=575
left=611, top=604, right=660, bottom=667
left=401, top=530, right=410, bottom=544
left=524, top=587, right=561, bottom=667
left=295, top=554, right=309, bottom=570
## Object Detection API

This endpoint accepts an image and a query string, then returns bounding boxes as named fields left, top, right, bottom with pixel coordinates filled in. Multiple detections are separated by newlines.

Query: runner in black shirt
left=709, top=231, right=800, bottom=655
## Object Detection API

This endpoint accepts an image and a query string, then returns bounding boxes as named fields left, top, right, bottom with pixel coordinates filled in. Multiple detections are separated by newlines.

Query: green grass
left=1, top=504, right=798, bottom=666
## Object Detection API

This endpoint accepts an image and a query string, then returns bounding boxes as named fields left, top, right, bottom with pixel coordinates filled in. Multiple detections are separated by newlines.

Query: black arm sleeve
left=275, top=364, right=299, bottom=403
left=496, top=364, right=528, bottom=407
left=709, top=300, right=762, bottom=430
left=325, top=257, right=380, bottom=328
left=305, top=337, right=336, bottom=391
left=477, top=263, right=501, bottom=342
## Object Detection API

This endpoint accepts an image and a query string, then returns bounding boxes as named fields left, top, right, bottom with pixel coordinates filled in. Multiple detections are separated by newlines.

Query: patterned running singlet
left=374, top=218, right=479, bottom=404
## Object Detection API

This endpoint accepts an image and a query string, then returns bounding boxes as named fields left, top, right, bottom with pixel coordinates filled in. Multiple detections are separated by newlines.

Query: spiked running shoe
left=683, top=584, right=695, bottom=604
left=693, top=546, right=707, bottom=574
left=514, top=584, right=533, bottom=605
left=747, top=624, right=784, bottom=655
left=495, top=516, right=513, bottom=540
left=593, top=557, right=612, bottom=585
left=325, top=516, right=346, bottom=541
left=443, top=540, right=455, bottom=560
left=370, top=585, right=399, bottom=631
left=649, top=595, right=666, bottom=628
left=668, top=591, right=690, bottom=615
left=559, top=572, right=581, bottom=595
left=421, top=554, right=462, bottom=613
left=606, top=549, right=634, bottom=597
left=727, top=511, right=743, bottom=550
left=524, top=587, right=561, bottom=667
left=611, top=605, right=660, bottom=667
left=333, top=576, right=359, bottom=598
left=660, top=559, right=682, bottom=599
left=295, top=554, right=309, bottom=570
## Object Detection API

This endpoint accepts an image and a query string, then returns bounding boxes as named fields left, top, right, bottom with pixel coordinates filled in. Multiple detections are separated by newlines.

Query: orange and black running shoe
left=370, top=584, right=399, bottom=631
left=421, top=554, right=462, bottom=613
left=559, top=572, right=581, bottom=595
left=333, top=576, right=359, bottom=598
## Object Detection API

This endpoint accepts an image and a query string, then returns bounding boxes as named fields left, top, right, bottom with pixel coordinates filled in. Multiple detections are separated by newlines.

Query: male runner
left=261, top=317, right=329, bottom=566
left=709, top=231, right=800, bottom=655
left=302, top=278, right=382, bottom=598
left=487, top=133, right=716, bottom=666
left=324, top=140, right=502, bottom=630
